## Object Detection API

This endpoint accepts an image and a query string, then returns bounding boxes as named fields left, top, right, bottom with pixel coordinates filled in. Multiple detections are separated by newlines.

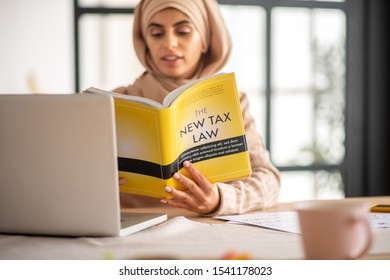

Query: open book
left=84, top=72, right=251, bottom=198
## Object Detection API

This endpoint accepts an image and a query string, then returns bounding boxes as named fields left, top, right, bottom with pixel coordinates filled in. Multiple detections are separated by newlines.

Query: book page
left=162, top=73, right=225, bottom=108
left=84, top=87, right=163, bottom=109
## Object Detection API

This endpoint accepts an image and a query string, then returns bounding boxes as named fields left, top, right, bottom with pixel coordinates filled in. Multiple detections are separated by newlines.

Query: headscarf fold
left=129, top=0, right=232, bottom=102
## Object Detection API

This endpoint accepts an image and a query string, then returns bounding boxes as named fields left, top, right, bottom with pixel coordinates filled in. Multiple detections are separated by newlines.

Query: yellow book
left=85, top=72, right=251, bottom=198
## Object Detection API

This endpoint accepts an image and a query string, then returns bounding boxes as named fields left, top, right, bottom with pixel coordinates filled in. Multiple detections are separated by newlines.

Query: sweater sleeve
left=203, top=92, right=281, bottom=216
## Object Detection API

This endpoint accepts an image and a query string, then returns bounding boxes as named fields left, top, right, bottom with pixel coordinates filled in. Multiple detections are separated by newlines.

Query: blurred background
left=0, top=0, right=388, bottom=202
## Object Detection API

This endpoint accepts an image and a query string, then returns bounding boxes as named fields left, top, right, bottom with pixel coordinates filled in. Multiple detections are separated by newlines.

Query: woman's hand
left=119, top=178, right=126, bottom=186
left=161, top=161, right=220, bottom=214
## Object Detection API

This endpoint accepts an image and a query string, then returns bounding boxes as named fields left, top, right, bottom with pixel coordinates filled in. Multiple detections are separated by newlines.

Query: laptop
left=0, top=92, right=167, bottom=237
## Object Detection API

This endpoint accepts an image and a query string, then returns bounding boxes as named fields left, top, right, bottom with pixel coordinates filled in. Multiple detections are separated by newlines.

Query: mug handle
left=348, top=215, right=373, bottom=260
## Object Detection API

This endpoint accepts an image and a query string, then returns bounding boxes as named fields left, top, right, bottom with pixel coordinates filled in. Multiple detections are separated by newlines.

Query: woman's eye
left=178, top=31, right=190, bottom=35
left=177, top=29, right=191, bottom=36
left=148, top=27, right=164, bottom=38
left=151, top=32, right=163, bottom=38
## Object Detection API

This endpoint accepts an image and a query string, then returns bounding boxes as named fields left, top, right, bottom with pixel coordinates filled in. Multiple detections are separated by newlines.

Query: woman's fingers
left=182, top=161, right=212, bottom=192
left=161, top=186, right=194, bottom=212
left=160, top=161, right=220, bottom=214
left=119, top=178, right=126, bottom=185
left=172, top=172, right=203, bottom=197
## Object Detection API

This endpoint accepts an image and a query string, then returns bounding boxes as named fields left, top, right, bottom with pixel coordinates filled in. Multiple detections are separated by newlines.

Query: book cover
left=86, top=72, right=251, bottom=198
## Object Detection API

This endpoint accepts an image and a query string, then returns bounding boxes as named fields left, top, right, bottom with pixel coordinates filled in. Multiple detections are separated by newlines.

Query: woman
left=115, top=0, right=280, bottom=216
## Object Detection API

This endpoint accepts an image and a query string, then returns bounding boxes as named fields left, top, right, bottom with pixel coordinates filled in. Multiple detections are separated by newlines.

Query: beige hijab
left=120, top=0, right=232, bottom=103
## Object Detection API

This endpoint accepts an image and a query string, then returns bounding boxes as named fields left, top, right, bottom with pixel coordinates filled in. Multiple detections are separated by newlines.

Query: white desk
left=1, top=196, right=389, bottom=260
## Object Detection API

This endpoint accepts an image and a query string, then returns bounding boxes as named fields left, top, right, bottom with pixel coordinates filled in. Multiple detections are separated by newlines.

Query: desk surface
left=125, top=195, right=390, bottom=222
left=1, top=196, right=389, bottom=260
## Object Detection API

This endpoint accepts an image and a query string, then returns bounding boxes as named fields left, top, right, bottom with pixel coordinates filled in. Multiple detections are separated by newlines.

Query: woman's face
left=144, top=8, right=205, bottom=79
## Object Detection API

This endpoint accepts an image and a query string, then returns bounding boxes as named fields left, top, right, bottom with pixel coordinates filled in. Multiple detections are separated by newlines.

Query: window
left=271, top=7, right=346, bottom=201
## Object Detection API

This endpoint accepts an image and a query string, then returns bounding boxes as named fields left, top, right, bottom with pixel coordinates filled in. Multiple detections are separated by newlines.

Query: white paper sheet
left=217, top=212, right=390, bottom=234
left=368, top=213, right=390, bottom=229
left=218, top=211, right=301, bottom=233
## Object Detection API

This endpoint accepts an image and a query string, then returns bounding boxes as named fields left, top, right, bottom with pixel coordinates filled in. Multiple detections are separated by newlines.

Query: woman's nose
left=163, top=32, right=178, bottom=49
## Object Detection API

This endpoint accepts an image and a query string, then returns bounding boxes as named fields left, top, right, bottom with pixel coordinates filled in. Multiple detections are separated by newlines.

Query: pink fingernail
left=173, top=173, right=180, bottom=179
left=164, top=186, right=172, bottom=192
left=183, top=161, right=191, bottom=167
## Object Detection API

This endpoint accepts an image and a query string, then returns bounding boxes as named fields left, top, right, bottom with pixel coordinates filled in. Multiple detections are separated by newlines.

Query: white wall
left=0, top=0, right=73, bottom=93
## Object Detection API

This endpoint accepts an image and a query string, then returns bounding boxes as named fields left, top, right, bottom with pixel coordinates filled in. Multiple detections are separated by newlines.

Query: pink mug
left=294, top=200, right=373, bottom=260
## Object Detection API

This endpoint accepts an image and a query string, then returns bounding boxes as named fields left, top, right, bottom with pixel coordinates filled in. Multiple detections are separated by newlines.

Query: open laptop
left=0, top=92, right=167, bottom=237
